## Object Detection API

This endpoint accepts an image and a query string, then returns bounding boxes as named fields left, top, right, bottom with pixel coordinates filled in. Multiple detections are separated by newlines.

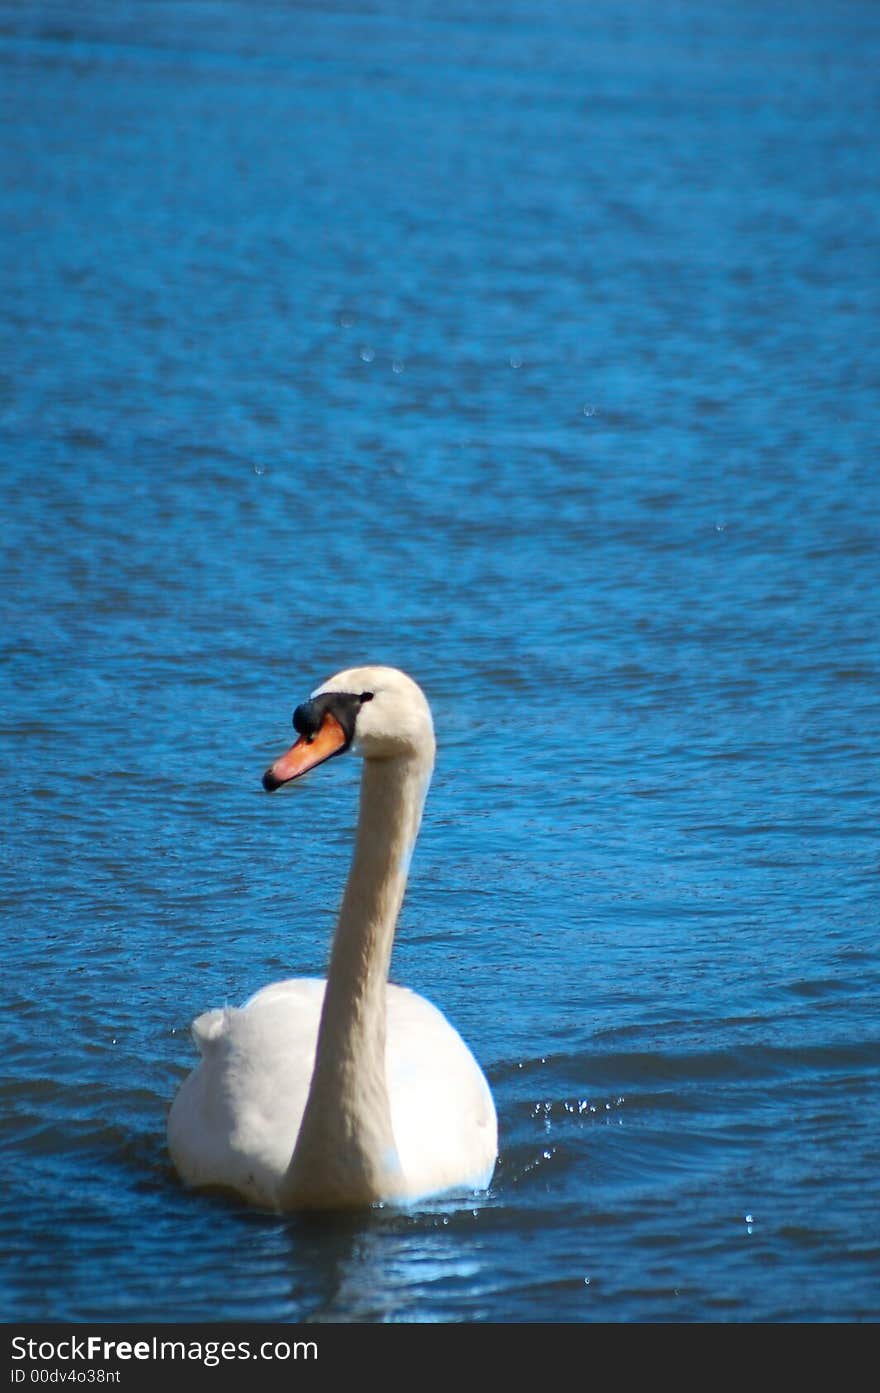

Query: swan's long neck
left=279, top=749, right=432, bottom=1209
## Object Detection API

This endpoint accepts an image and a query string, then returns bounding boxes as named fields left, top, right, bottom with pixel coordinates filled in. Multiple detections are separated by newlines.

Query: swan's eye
left=359, top=692, right=374, bottom=704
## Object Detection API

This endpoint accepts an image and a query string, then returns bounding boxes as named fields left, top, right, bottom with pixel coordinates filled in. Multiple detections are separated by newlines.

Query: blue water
left=2, top=0, right=879, bottom=1323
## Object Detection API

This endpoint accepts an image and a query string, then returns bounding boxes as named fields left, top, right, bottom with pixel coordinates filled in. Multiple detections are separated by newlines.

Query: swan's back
left=385, top=986, right=497, bottom=1199
left=167, top=979, right=496, bottom=1209
left=167, top=979, right=323, bottom=1207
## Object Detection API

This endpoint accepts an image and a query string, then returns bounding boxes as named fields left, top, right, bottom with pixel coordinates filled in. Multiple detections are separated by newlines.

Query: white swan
left=167, top=665, right=497, bottom=1210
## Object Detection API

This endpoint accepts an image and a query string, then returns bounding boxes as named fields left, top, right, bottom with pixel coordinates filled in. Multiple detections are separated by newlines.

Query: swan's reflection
left=277, top=1197, right=493, bottom=1323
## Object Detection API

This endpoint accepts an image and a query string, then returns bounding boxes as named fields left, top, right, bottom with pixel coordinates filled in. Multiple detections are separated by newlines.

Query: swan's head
left=262, top=665, right=435, bottom=791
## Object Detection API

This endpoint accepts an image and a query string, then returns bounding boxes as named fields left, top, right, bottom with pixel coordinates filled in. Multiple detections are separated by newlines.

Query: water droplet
left=359, top=346, right=375, bottom=363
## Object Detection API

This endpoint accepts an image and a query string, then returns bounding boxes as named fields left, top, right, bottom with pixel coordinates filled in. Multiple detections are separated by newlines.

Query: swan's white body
left=168, top=976, right=495, bottom=1209
left=167, top=665, right=497, bottom=1211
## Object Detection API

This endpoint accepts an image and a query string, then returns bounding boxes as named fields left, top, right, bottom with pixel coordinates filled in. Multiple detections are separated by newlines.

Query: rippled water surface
left=2, top=1, right=879, bottom=1323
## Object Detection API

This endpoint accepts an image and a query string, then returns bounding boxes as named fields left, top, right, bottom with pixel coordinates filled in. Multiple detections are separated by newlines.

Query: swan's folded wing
left=385, top=984, right=497, bottom=1201
left=168, top=978, right=326, bottom=1208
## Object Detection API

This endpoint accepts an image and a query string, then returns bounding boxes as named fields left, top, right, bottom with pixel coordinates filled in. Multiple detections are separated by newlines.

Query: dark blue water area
left=2, top=0, right=879, bottom=1324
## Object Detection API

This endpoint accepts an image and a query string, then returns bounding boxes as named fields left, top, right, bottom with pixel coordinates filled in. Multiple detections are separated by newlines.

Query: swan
left=167, top=664, right=497, bottom=1210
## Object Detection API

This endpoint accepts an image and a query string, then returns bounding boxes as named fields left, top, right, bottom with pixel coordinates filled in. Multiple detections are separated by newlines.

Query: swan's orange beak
left=262, top=712, right=348, bottom=792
